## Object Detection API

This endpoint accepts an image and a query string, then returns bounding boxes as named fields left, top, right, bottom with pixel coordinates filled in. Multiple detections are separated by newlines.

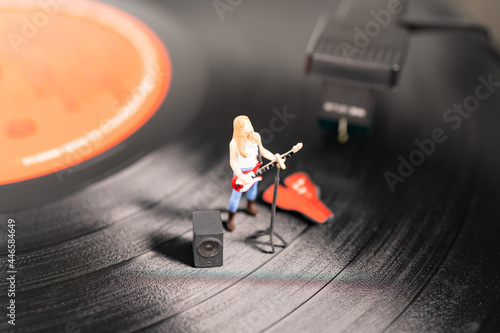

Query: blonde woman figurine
left=227, top=116, right=286, bottom=231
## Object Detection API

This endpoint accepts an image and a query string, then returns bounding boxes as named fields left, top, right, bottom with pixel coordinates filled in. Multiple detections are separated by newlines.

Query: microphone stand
left=248, top=166, right=287, bottom=253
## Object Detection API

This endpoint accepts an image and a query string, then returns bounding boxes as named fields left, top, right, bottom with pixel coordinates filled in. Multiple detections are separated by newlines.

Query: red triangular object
left=262, top=172, right=333, bottom=223
left=283, top=172, right=333, bottom=219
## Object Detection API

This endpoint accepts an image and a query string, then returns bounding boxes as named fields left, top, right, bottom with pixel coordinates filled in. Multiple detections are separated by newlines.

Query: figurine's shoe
left=246, top=200, right=260, bottom=216
left=226, top=212, right=236, bottom=232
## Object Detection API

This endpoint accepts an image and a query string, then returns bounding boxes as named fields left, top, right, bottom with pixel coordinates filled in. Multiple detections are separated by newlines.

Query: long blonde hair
left=233, top=115, right=259, bottom=158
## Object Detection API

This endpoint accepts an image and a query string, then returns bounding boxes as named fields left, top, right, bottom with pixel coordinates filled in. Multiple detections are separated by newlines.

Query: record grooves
left=1, top=0, right=500, bottom=332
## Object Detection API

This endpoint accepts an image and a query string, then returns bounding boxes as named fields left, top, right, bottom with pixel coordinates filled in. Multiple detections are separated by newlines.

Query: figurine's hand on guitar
left=275, top=153, right=286, bottom=169
left=240, top=173, right=254, bottom=185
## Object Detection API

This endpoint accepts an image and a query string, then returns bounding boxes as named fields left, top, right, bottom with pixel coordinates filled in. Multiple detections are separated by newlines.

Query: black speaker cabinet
left=193, top=211, right=223, bottom=268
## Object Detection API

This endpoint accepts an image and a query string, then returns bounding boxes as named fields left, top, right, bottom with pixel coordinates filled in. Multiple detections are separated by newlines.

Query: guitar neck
left=254, top=149, right=296, bottom=177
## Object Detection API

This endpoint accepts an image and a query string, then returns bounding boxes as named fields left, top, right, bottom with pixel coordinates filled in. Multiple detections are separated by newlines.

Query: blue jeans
left=228, top=166, right=258, bottom=212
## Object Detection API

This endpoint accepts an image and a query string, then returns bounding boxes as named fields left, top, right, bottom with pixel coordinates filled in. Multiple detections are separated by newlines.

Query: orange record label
left=0, top=0, right=172, bottom=185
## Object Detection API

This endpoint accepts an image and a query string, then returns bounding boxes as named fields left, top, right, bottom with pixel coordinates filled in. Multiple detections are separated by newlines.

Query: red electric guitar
left=231, top=142, right=303, bottom=192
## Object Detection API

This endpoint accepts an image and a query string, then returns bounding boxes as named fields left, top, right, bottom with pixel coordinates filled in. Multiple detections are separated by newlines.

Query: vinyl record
left=1, top=0, right=500, bottom=332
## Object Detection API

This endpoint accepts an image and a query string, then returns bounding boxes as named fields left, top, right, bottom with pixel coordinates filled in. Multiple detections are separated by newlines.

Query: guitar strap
left=257, top=146, right=262, bottom=164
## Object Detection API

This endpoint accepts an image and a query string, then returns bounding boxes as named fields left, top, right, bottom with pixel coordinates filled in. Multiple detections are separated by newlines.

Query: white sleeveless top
left=238, top=141, right=259, bottom=169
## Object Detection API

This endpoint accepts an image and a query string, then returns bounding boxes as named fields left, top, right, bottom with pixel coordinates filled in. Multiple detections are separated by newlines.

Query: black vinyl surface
left=1, top=0, right=500, bottom=332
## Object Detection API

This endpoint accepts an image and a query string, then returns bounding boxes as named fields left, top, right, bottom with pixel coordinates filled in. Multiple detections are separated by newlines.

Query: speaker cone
left=197, top=238, right=221, bottom=258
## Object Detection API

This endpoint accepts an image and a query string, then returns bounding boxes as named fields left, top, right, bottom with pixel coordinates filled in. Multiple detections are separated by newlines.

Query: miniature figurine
left=227, top=116, right=286, bottom=231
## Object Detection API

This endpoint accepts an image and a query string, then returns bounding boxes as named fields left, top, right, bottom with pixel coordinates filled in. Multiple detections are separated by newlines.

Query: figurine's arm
left=254, top=133, right=286, bottom=169
left=229, top=140, right=253, bottom=185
